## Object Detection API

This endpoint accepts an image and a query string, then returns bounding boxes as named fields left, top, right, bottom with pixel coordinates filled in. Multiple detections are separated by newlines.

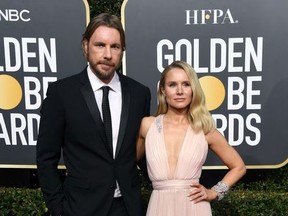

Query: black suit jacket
left=36, top=68, right=151, bottom=216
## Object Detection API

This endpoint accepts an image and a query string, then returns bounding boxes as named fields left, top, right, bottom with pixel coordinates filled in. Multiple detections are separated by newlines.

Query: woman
left=137, top=61, right=246, bottom=215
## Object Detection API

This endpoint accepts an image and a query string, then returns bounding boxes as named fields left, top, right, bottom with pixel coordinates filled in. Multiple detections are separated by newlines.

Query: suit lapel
left=80, top=70, right=113, bottom=155
left=115, top=75, right=130, bottom=157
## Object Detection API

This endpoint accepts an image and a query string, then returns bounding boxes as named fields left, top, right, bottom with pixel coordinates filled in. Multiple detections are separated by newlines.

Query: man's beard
left=89, top=61, right=119, bottom=82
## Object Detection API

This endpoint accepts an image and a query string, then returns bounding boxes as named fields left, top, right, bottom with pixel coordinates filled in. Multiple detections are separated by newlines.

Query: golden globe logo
left=0, top=37, right=57, bottom=146
left=0, top=75, right=22, bottom=110
left=199, top=76, right=225, bottom=111
left=156, top=37, right=263, bottom=147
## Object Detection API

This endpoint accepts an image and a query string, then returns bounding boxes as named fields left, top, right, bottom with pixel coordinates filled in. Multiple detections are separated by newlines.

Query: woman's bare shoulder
left=142, top=116, right=156, bottom=124
left=141, top=116, right=156, bottom=130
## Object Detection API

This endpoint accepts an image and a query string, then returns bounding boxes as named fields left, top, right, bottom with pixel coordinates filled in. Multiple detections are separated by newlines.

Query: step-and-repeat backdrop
left=0, top=0, right=88, bottom=167
left=0, top=0, right=287, bottom=169
left=122, top=0, right=288, bottom=168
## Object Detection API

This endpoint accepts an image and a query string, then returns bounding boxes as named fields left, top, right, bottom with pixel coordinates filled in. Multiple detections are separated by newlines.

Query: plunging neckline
left=159, top=115, right=190, bottom=179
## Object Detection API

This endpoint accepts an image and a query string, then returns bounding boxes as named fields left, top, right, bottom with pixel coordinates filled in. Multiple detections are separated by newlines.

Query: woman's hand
left=187, top=182, right=218, bottom=203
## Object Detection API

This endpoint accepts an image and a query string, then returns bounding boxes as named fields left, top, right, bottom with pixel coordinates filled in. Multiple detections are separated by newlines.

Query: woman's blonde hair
left=156, top=61, right=215, bottom=134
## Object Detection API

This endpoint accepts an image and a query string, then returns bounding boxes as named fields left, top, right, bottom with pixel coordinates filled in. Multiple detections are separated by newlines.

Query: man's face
left=83, top=25, right=123, bottom=83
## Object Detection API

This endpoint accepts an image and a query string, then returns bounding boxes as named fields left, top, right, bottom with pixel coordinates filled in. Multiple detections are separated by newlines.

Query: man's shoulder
left=50, top=70, right=85, bottom=87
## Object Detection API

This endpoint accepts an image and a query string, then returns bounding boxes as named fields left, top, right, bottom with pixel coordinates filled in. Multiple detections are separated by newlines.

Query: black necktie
left=101, top=86, right=113, bottom=151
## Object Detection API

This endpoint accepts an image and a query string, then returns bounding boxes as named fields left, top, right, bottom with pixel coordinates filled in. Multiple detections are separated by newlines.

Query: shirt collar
left=87, top=66, right=121, bottom=93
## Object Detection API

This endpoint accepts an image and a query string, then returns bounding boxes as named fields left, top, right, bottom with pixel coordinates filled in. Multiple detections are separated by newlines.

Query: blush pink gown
left=145, top=115, right=212, bottom=216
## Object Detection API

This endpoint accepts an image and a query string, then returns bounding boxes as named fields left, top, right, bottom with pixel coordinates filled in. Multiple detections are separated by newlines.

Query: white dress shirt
left=87, top=66, right=122, bottom=197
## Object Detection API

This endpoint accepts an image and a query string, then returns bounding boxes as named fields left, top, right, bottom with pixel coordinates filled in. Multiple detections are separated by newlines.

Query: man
left=36, top=13, right=151, bottom=216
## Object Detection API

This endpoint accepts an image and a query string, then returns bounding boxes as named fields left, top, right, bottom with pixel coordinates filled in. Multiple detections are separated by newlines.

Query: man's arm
left=36, top=82, right=65, bottom=216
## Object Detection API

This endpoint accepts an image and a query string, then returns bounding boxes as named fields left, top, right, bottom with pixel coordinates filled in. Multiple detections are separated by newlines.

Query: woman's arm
left=189, top=129, right=246, bottom=203
left=136, top=116, right=155, bottom=161
left=207, top=129, right=246, bottom=188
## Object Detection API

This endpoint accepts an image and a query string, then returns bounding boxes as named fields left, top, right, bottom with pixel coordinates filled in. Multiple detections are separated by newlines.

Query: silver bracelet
left=211, top=181, right=229, bottom=201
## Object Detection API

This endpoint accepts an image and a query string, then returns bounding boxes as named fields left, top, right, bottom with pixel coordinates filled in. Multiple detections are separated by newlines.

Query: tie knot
left=101, top=86, right=110, bottom=96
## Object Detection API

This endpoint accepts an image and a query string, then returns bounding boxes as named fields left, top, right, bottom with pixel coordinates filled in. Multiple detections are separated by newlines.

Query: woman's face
left=162, top=68, right=192, bottom=111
